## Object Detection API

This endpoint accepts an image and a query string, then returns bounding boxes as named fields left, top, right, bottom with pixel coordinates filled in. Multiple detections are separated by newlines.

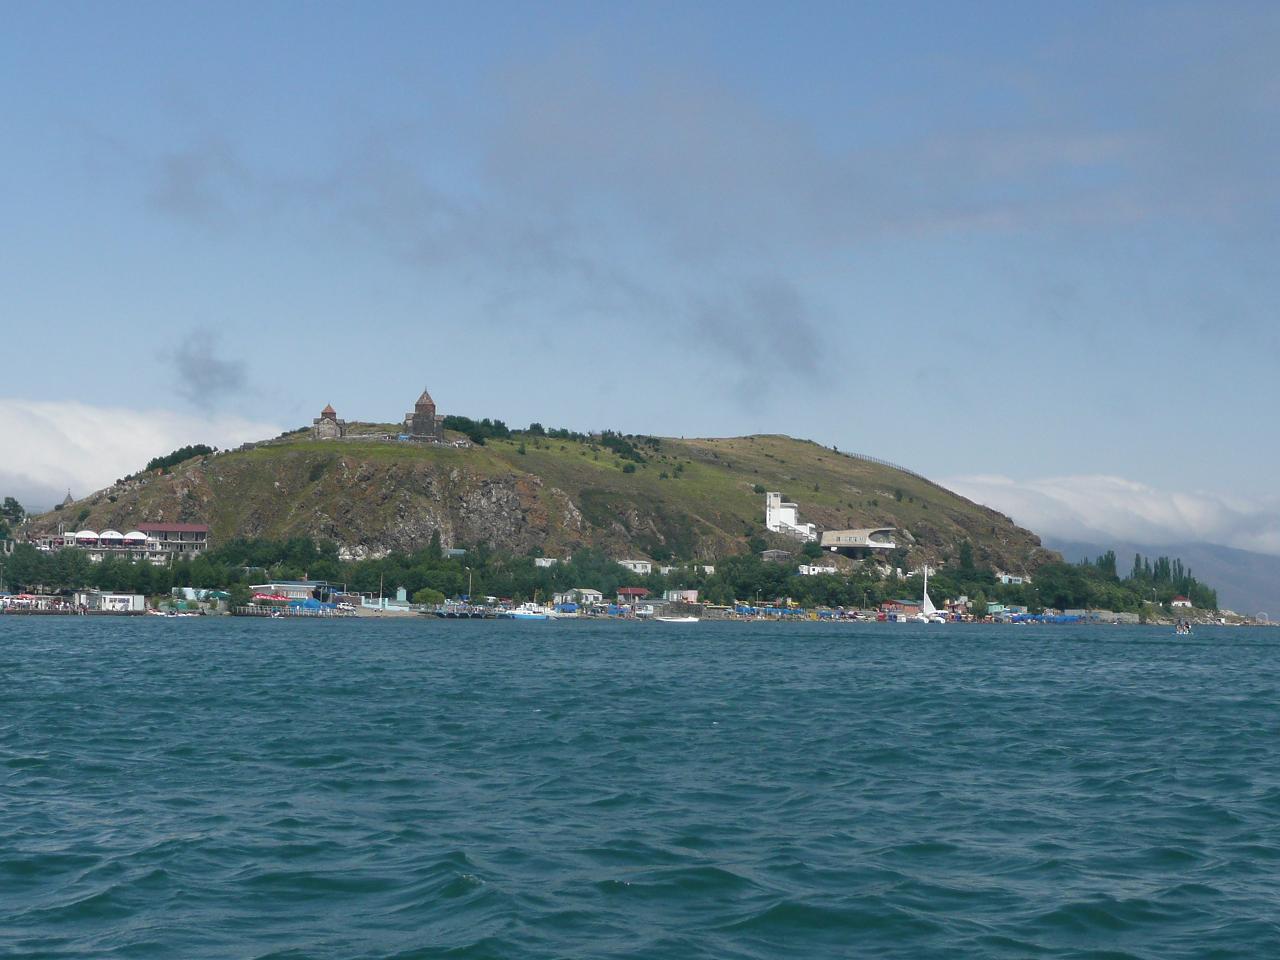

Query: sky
left=2, top=1, right=1277, bottom=553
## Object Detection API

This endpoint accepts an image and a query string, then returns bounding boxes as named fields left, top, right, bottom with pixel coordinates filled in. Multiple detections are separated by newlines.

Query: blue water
left=3, top=619, right=1280, bottom=959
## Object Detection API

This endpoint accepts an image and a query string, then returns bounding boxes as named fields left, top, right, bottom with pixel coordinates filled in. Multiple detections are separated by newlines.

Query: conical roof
left=321, top=403, right=336, bottom=417
left=416, top=388, right=434, bottom=406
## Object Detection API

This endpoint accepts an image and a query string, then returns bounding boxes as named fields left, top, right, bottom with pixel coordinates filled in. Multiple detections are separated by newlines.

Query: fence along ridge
left=839, top=450, right=958, bottom=496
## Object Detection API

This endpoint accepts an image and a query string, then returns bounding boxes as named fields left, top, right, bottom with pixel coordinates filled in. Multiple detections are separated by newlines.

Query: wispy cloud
left=0, top=399, right=279, bottom=511
left=946, top=473, right=1280, bottom=557
left=149, top=137, right=252, bottom=227
left=170, top=339, right=248, bottom=409
left=135, top=11, right=1280, bottom=397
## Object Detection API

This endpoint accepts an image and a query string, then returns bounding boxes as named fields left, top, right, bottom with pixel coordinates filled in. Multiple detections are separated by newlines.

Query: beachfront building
left=71, top=591, right=146, bottom=612
left=664, top=589, right=699, bottom=603
left=403, top=388, right=446, bottom=441
left=617, top=587, right=649, bottom=603
left=881, top=599, right=922, bottom=618
left=820, top=527, right=896, bottom=558
left=617, top=559, right=653, bottom=576
left=554, top=588, right=604, bottom=606
left=30, top=522, right=209, bottom=565
left=249, top=579, right=331, bottom=602
left=311, top=404, right=348, bottom=439
left=764, top=492, right=817, bottom=542
left=137, top=523, right=209, bottom=559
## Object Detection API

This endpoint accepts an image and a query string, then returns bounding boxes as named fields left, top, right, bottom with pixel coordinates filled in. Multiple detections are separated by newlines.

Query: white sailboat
left=914, top=567, right=947, bottom=623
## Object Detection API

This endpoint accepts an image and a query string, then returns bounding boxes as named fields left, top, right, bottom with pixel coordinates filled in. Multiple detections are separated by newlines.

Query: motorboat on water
left=656, top=616, right=700, bottom=623
left=499, top=602, right=554, bottom=621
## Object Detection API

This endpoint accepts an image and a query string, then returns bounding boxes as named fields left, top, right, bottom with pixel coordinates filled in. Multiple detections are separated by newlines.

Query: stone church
left=311, top=404, right=347, bottom=440
left=403, top=388, right=445, bottom=441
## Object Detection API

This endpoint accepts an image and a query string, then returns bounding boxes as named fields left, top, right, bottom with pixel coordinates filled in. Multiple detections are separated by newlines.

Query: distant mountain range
left=1050, top=538, right=1280, bottom=618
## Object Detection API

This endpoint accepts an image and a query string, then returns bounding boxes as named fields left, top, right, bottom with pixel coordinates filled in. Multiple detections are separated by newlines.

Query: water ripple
left=3, top=618, right=1280, bottom=958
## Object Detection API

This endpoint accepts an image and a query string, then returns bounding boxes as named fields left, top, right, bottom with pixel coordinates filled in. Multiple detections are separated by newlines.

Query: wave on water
left=3, top=618, right=1280, bottom=958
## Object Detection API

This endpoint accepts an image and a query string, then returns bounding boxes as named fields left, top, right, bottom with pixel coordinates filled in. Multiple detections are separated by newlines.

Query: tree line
left=0, top=531, right=1220, bottom=614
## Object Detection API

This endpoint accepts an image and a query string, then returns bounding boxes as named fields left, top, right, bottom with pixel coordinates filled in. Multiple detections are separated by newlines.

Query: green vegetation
left=0, top=528, right=1220, bottom=614
left=23, top=432, right=1063, bottom=580
left=0, top=495, right=25, bottom=539
left=440, top=416, right=511, bottom=445
left=918, top=546, right=1217, bottom=613
left=0, top=536, right=925, bottom=608
left=144, top=444, right=214, bottom=474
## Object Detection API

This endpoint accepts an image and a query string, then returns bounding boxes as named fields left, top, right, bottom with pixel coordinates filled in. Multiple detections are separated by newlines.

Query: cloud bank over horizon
left=946, top=473, right=1280, bottom=559
left=0, top=399, right=281, bottom=513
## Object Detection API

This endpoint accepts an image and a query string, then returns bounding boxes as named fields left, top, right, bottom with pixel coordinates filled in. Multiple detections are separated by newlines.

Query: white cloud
left=0, top=399, right=280, bottom=512
left=946, top=473, right=1280, bottom=557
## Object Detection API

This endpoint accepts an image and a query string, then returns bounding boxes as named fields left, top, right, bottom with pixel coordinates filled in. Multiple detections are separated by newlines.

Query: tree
left=1094, top=550, right=1118, bottom=580
left=427, top=530, right=443, bottom=562
left=958, top=540, right=975, bottom=573
left=144, top=445, right=214, bottom=474
left=970, top=591, right=988, bottom=619
left=1, top=496, right=25, bottom=526
left=1033, top=563, right=1090, bottom=610
left=413, top=587, right=446, bottom=605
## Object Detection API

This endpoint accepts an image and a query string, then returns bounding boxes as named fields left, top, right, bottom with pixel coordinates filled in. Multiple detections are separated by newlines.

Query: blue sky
left=3, top=2, right=1278, bottom=551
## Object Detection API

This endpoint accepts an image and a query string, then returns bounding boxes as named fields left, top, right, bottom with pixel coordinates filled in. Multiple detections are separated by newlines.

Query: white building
left=658, top=564, right=716, bottom=576
left=995, top=571, right=1030, bottom=585
left=617, top=559, right=653, bottom=576
left=31, top=522, right=210, bottom=566
left=533, top=557, right=561, bottom=568
left=554, top=588, right=604, bottom=606
left=1171, top=595, right=1193, bottom=608
left=798, top=564, right=838, bottom=576
left=764, top=492, right=817, bottom=542
left=72, top=591, right=146, bottom=612
left=249, top=580, right=330, bottom=601
left=664, top=589, right=699, bottom=603
left=820, top=528, right=896, bottom=556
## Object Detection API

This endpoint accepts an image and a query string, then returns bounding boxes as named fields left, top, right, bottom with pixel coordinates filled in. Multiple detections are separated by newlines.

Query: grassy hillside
left=34, top=430, right=1055, bottom=571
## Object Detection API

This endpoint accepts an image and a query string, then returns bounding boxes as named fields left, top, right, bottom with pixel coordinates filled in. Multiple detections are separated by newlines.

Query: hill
left=32, top=430, right=1056, bottom=571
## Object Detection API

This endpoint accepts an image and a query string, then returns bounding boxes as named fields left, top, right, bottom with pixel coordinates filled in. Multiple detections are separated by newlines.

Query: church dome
left=321, top=404, right=336, bottom=417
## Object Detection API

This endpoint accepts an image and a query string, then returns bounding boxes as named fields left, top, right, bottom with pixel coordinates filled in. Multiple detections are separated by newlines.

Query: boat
left=499, top=602, right=553, bottom=621
left=656, top=616, right=700, bottom=623
left=912, top=567, right=946, bottom=623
